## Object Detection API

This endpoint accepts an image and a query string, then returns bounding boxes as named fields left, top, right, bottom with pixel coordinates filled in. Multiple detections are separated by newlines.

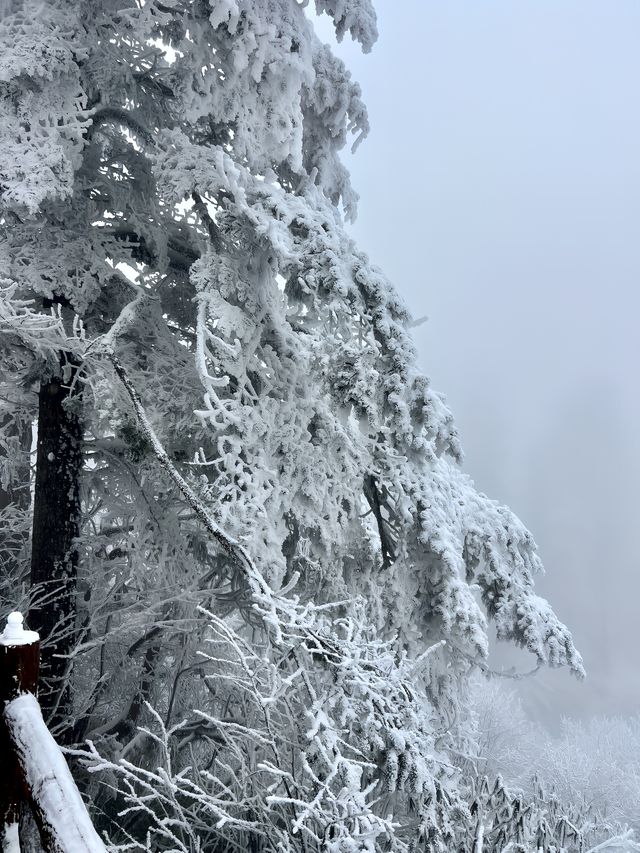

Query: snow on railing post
left=0, top=611, right=107, bottom=853
left=0, top=611, right=39, bottom=851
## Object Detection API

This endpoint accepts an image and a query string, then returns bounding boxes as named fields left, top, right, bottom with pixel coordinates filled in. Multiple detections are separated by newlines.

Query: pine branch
left=104, top=349, right=284, bottom=644
left=87, top=106, right=155, bottom=146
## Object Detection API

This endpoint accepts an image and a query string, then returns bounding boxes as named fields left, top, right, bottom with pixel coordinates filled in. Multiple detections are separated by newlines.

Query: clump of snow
left=0, top=611, right=39, bottom=647
left=1, top=823, right=19, bottom=853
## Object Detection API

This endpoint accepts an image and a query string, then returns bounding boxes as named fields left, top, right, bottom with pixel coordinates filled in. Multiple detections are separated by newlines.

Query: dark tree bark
left=363, top=473, right=395, bottom=570
left=29, top=357, right=82, bottom=739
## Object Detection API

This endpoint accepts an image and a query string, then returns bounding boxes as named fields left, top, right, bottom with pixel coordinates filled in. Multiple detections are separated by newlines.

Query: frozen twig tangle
left=0, top=0, right=614, bottom=850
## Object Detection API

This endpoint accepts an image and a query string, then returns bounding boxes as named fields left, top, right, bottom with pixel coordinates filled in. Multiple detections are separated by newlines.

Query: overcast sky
left=318, top=1, right=640, bottom=723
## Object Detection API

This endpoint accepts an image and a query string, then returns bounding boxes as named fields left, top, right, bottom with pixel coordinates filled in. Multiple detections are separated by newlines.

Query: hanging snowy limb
left=101, top=347, right=285, bottom=645
left=467, top=657, right=541, bottom=681
left=92, top=344, right=420, bottom=698
left=0, top=280, right=74, bottom=362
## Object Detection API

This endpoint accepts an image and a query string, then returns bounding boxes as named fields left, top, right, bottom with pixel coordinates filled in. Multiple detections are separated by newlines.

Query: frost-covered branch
left=104, top=348, right=285, bottom=644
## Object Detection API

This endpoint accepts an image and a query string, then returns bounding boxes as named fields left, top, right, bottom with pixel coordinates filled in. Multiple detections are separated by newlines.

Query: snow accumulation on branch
left=3, top=693, right=106, bottom=853
left=104, top=346, right=286, bottom=644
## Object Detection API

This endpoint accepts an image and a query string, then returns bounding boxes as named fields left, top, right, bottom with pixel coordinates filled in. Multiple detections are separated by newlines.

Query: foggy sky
left=318, top=2, right=640, bottom=722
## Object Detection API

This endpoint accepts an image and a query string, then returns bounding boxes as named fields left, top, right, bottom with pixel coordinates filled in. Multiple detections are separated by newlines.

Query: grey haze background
left=317, top=1, right=640, bottom=723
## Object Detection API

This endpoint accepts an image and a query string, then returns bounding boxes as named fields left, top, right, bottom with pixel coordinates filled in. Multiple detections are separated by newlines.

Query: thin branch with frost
left=100, top=345, right=284, bottom=643
left=0, top=280, right=73, bottom=359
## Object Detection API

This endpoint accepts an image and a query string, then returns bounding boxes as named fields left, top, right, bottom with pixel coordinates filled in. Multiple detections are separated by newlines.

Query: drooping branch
left=191, top=190, right=222, bottom=251
left=87, top=106, right=155, bottom=146
left=104, top=350, right=284, bottom=644
left=99, top=346, right=412, bottom=689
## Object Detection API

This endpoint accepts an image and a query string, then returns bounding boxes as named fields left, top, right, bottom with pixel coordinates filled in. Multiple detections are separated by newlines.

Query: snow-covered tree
left=451, top=678, right=640, bottom=851
left=0, top=0, right=584, bottom=847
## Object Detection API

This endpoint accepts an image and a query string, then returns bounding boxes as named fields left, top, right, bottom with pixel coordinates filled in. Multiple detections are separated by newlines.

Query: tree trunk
left=29, top=359, right=82, bottom=739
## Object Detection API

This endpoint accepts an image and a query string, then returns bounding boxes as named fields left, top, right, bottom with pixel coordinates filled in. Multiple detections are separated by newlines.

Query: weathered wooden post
left=0, top=612, right=107, bottom=853
left=0, top=611, right=39, bottom=852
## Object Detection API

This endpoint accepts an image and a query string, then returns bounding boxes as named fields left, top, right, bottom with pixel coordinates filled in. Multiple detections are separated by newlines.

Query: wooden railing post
left=0, top=612, right=107, bottom=853
left=0, top=611, right=39, bottom=851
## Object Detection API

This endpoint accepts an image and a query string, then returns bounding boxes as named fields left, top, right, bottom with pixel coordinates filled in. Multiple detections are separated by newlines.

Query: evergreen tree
left=0, top=1, right=583, bottom=847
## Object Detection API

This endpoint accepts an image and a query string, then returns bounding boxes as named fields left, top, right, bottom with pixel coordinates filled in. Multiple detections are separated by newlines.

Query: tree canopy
left=0, top=1, right=584, bottom=849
